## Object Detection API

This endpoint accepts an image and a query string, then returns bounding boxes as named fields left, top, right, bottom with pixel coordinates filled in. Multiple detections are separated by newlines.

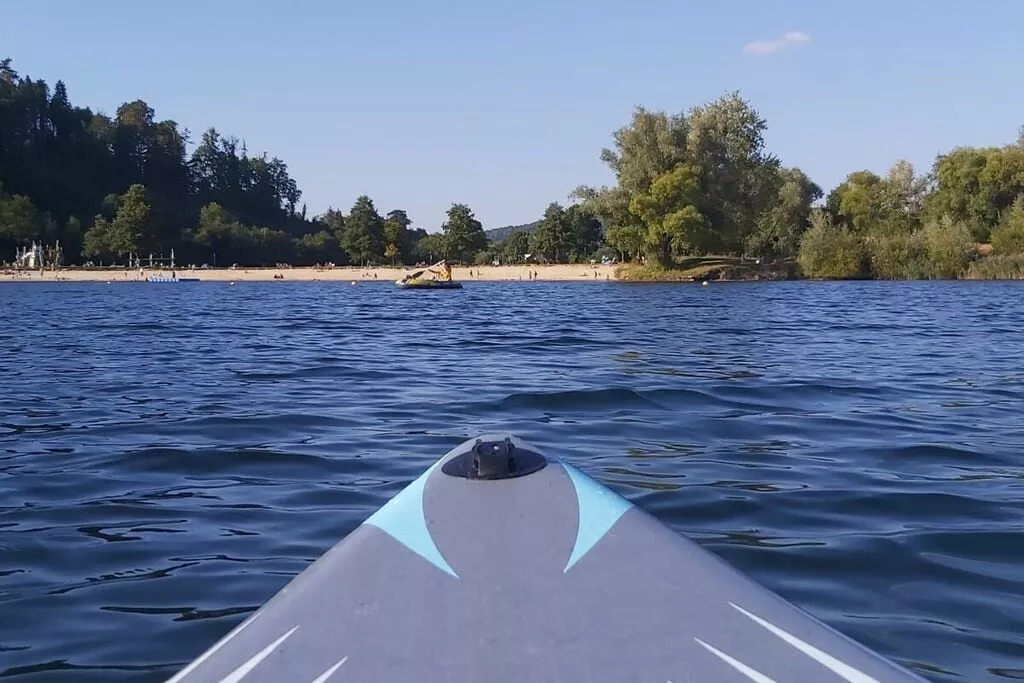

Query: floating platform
left=394, top=279, right=463, bottom=289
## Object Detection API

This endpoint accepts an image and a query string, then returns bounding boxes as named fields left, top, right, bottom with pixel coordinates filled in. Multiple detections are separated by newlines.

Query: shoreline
left=0, top=264, right=620, bottom=283
left=5, top=264, right=1022, bottom=285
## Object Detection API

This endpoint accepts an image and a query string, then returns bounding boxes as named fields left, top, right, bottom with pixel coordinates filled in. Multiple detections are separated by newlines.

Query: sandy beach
left=0, top=263, right=620, bottom=283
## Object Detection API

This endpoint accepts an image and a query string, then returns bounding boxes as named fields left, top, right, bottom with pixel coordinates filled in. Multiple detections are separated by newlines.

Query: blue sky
left=3, top=0, right=1023, bottom=231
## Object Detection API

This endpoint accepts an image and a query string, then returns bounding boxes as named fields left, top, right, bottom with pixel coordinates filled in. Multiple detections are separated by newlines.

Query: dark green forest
left=4, top=57, right=1024, bottom=278
left=0, top=58, right=490, bottom=268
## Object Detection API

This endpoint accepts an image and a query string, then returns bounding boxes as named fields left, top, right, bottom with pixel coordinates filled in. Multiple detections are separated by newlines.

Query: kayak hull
left=166, top=435, right=926, bottom=683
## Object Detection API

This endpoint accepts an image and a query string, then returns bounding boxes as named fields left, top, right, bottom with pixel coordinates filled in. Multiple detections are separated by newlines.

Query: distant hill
left=485, top=210, right=608, bottom=243
left=485, top=220, right=540, bottom=243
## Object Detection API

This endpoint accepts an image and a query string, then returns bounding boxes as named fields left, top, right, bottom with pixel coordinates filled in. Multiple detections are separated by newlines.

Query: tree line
left=4, top=56, right=1024, bottom=278
left=0, top=58, right=498, bottom=267
left=573, top=93, right=1024, bottom=279
left=797, top=144, right=1024, bottom=279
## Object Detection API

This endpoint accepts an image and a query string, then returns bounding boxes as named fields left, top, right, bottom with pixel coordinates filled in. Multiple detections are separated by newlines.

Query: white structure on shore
left=14, top=241, right=63, bottom=269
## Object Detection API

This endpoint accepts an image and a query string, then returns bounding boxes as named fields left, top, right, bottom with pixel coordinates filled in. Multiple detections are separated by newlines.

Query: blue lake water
left=1, top=280, right=1022, bottom=681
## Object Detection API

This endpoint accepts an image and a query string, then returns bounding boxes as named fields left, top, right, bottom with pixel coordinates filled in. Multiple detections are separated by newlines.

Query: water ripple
left=0, top=280, right=1023, bottom=681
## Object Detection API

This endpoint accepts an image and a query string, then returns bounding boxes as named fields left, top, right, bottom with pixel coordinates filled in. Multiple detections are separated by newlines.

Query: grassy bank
left=615, top=256, right=798, bottom=282
left=963, top=254, right=1024, bottom=280
left=617, top=224, right=1024, bottom=283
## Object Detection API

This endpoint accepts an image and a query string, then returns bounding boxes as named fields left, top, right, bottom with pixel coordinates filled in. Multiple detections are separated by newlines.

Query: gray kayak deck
left=167, top=435, right=927, bottom=682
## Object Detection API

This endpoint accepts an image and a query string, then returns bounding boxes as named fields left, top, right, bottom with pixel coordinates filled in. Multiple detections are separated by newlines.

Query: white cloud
left=743, top=31, right=810, bottom=56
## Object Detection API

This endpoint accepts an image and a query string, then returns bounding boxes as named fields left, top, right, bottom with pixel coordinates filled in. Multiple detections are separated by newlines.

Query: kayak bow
left=167, top=435, right=927, bottom=682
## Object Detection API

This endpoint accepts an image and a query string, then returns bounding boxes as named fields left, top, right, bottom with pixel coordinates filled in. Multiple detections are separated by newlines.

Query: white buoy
left=702, top=281, right=709, bottom=286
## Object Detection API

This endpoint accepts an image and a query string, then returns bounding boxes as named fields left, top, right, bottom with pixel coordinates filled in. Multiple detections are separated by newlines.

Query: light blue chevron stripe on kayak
left=363, top=459, right=458, bottom=578
left=561, top=462, right=633, bottom=573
